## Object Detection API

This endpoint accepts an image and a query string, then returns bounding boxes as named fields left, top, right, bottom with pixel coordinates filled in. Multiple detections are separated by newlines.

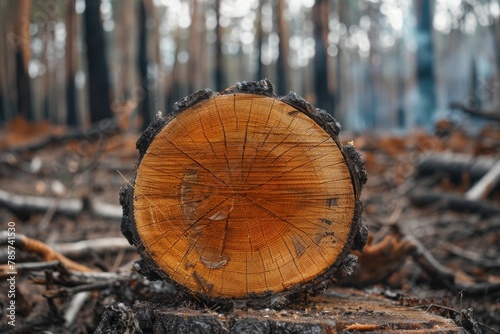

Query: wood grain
left=133, top=93, right=354, bottom=298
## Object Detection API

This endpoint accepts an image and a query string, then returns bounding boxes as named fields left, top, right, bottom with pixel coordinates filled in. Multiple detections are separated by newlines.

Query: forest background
left=1, top=0, right=499, bottom=133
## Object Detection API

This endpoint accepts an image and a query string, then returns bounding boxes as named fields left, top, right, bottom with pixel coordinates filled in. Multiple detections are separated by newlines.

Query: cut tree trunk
left=120, top=79, right=367, bottom=305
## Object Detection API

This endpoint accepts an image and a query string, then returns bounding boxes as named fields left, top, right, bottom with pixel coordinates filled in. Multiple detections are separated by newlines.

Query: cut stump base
left=96, top=288, right=465, bottom=333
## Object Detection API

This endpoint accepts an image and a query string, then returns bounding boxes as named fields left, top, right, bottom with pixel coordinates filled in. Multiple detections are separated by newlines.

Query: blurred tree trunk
left=83, top=0, right=113, bottom=123
left=148, top=0, right=164, bottom=116
left=0, top=50, right=4, bottom=121
left=66, top=0, right=78, bottom=125
left=334, top=1, right=343, bottom=117
left=415, top=0, right=436, bottom=126
left=0, top=1, right=8, bottom=121
left=215, top=0, right=225, bottom=91
left=313, top=0, right=334, bottom=114
left=117, top=0, right=134, bottom=101
left=138, top=0, right=152, bottom=130
left=188, top=0, right=200, bottom=92
left=255, top=0, right=264, bottom=81
left=366, top=3, right=378, bottom=128
left=492, top=18, right=500, bottom=105
left=166, top=36, right=178, bottom=112
left=396, top=38, right=406, bottom=128
left=198, top=2, right=209, bottom=88
left=46, top=24, right=56, bottom=122
left=276, top=0, right=289, bottom=94
left=13, top=0, right=33, bottom=120
left=469, top=58, right=479, bottom=109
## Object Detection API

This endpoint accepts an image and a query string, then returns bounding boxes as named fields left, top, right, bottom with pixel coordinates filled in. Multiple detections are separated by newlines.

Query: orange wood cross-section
left=133, top=93, right=356, bottom=299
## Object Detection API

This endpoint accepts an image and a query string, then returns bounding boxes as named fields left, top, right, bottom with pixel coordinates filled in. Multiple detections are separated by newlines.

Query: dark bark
left=415, top=0, right=436, bottom=126
left=255, top=0, right=264, bottom=81
left=66, top=0, right=78, bottom=126
left=15, top=51, right=33, bottom=121
left=13, top=0, right=33, bottom=121
left=492, top=18, right=500, bottom=103
left=396, top=37, right=406, bottom=128
left=0, top=1, right=7, bottom=122
left=83, top=0, right=113, bottom=123
left=138, top=0, right=152, bottom=130
left=214, top=0, right=225, bottom=91
left=313, top=0, right=334, bottom=114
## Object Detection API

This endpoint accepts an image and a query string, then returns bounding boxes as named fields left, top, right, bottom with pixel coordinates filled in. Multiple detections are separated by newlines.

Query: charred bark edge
left=120, top=80, right=368, bottom=306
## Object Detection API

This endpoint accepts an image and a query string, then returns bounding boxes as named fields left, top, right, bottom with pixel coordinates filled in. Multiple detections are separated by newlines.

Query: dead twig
left=466, top=159, right=500, bottom=201
left=413, top=304, right=500, bottom=334
left=0, top=231, right=94, bottom=272
left=0, top=189, right=82, bottom=216
left=43, top=280, right=118, bottom=299
left=54, top=237, right=134, bottom=258
left=28, top=266, right=133, bottom=285
left=64, top=291, right=91, bottom=328
left=444, top=243, right=500, bottom=269
left=0, top=189, right=123, bottom=220
left=7, top=118, right=118, bottom=153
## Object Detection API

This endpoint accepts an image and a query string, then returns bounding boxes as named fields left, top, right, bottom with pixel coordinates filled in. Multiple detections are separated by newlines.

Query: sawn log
left=120, top=79, right=368, bottom=305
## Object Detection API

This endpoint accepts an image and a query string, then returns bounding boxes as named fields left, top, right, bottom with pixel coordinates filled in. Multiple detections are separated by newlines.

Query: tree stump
left=96, top=287, right=467, bottom=333
left=120, top=79, right=368, bottom=304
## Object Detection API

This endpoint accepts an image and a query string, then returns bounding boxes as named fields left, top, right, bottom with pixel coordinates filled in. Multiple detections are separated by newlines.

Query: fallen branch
left=406, top=236, right=456, bottom=287
left=450, top=102, right=500, bottom=121
left=0, top=189, right=82, bottom=217
left=43, top=280, right=118, bottom=299
left=28, top=264, right=133, bottom=285
left=445, top=243, right=500, bottom=269
left=64, top=292, right=91, bottom=328
left=417, top=153, right=498, bottom=185
left=398, top=219, right=500, bottom=297
left=54, top=237, right=134, bottom=258
left=0, top=189, right=123, bottom=219
left=7, top=118, right=118, bottom=153
left=465, top=159, right=500, bottom=201
left=409, top=188, right=500, bottom=217
left=0, top=232, right=94, bottom=272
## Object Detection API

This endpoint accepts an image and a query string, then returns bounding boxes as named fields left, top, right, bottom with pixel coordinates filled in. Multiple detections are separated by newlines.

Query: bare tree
left=188, top=0, right=200, bottom=92
left=83, top=0, right=113, bottom=123
left=116, top=0, right=135, bottom=102
left=12, top=0, right=33, bottom=120
left=313, top=0, right=334, bottom=114
left=138, top=0, right=152, bottom=129
left=255, top=0, right=264, bottom=81
left=491, top=17, right=500, bottom=105
left=276, top=0, right=289, bottom=94
left=215, top=0, right=225, bottom=91
left=415, top=0, right=436, bottom=125
left=66, top=0, right=78, bottom=125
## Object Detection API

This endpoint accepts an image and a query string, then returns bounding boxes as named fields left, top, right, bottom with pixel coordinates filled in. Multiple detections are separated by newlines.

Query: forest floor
left=0, top=116, right=499, bottom=333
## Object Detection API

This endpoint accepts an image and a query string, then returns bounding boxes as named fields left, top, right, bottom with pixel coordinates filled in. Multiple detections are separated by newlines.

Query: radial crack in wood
left=120, top=80, right=367, bottom=304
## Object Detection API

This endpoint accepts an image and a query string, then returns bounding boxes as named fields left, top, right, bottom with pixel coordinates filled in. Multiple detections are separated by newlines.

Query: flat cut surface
left=134, top=93, right=355, bottom=298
